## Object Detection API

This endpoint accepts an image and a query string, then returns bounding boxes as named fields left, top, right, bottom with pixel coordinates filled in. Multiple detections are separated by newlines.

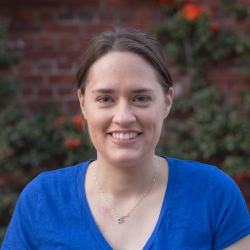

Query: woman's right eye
left=97, top=97, right=113, bottom=103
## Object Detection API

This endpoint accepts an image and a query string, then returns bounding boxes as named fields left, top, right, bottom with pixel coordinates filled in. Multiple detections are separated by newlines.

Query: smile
left=111, top=133, right=138, bottom=140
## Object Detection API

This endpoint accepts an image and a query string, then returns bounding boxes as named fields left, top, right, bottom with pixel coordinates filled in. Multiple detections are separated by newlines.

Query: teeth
left=112, top=133, right=138, bottom=140
left=124, top=134, right=129, bottom=140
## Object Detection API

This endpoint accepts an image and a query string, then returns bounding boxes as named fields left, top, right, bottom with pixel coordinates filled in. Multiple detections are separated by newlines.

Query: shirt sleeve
left=212, top=168, right=250, bottom=249
left=1, top=177, right=39, bottom=250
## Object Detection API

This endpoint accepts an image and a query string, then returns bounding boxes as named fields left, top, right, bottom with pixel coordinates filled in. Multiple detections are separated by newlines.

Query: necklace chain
left=94, top=157, right=159, bottom=224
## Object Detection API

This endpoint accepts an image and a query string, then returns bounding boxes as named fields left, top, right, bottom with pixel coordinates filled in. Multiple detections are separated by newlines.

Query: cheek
left=140, top=109, right=165, bottom=130
left=86, top=114, right=109, bottom=136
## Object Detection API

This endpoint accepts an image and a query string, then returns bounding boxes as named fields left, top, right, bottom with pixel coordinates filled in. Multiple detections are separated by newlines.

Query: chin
left=101, top=151, right=153, bottom=167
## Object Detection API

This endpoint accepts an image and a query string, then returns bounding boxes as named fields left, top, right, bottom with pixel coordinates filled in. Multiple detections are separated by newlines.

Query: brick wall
left=0, top=0, right=162, bottom=112
left=1, top=0, right=250, bottom=207
left=1, top=0, right=250, bottom=111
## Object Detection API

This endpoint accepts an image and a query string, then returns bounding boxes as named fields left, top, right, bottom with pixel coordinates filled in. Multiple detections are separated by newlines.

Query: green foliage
left=155, top=0, right=250, bottom=177
left=0, top=24, right=18, bottom=70
left=0, top=24, right=95, bottom=243
left=0, top=78, right=20, bottom=107
left=223, top=0, right=250, bottom=20
left=0, top=104, right=95, bottom=243
left=156, top=6, right=249, bottom=74
left=161, top=87, right=250, bottom=176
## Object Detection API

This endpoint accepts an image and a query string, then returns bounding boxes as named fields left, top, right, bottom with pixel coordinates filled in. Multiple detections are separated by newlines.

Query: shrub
left=155, top=0, right=250, bottom=178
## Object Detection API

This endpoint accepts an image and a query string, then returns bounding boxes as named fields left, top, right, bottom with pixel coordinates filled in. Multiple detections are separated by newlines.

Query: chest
left=91, top=198, right=163, bottom=250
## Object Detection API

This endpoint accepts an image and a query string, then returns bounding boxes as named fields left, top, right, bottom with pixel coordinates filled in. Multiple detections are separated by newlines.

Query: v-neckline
left=77, top=156, right=177, bottom=249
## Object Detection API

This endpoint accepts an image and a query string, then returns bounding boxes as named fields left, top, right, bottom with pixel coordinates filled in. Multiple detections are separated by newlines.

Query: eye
left=134, top=96, right=151, bottom=103
left=97, top=96, right=113, bottom=103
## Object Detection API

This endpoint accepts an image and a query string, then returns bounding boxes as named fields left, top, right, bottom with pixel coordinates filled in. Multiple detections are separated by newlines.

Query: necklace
left=94, top=157, right=159, bottom=224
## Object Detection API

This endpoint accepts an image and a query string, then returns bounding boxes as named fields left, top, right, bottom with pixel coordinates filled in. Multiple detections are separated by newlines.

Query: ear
left=164, top=87, right=174, bottom=118
left=77, top=90, right=87, bottom=120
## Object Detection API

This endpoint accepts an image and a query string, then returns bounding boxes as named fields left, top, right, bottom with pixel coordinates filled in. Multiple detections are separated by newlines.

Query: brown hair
left=76, top=27, right=172, bottom=95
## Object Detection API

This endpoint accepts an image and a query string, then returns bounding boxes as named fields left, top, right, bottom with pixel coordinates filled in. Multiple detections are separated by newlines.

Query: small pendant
left=118, top=217, right=124, bottom=224
left=118, top=214, right=129, bottom=224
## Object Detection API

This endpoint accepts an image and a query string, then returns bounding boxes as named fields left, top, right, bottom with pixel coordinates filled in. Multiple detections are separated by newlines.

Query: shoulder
left=164, top=156, right=250, bottom=248
left=21, top=160, right=90, bottom=200
left=166, top=156, right=236, bottom=185
left=166, top=157, right=244, bottom=200
left=166, top=157, right=219, bottom=186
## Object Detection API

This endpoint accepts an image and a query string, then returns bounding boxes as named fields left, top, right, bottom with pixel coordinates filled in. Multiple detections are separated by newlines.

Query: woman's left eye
left=134, top=96, right=151, bottom=102
left=97, top=97, right=113, bottom=103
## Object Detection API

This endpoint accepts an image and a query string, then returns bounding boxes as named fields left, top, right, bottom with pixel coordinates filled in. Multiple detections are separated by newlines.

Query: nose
left=112, top=100, right=136, bottom=125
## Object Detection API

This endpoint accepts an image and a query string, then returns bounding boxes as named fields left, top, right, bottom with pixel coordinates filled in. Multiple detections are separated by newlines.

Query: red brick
left=199, top=0, right=219, bottom=8
left=58, top=87, right=74, bottom=95
left=26, top=0, right=61, bottom=8
left=0, top=10, right=12, bottom=20
left=217, top=83, right=230, bottom=93
left=17, top=11, right=35, bottom=22
left=22, top=87, right=33, bottom=95
left=26, top=50, right=60, bottom=59
left=46, top=24, right=80, bottom=33
left=240, top=23, right=250, bottom=32
left=38, top=88, right=53, bottom=96
left=19, top=36, right=35, bottom=49
left=79, top=36, right=92, bottom=47
left=205, top=69, right=241, bottom=82
left=58, top=10, right=74, bottom=20
left=67, top=100, right=80, bottom=110
left=49, top=74, right=75, bottom=83
left=9, top=24, right=42, bottom=34
left=18, top=61, right=34, bottom=71
left=79, top=10, right=95, bottom=20
left=99, top=11, right=116, bottom=21
left=66, top=50, right=83, bottom=60
left=232, top=83, right=249, bottom=93
left=37, top=61, right=53, bottom=70
left=25, top=101, right=46, bottom=110
left=58, top=62, right=72, bottom=70
left=38, top=36, right=55, bottom=49
left=106, top=0, right=140, bottom=9
left=119, top=11, right=136, bottom=22
left=0, top=1, right=21, bottom=8
left=39, top=12, right=54, bottom=21
left=19, top=75, right=43, bottom=83
left=66, top=0, right=100, bottom=8
left=85, top=24, right=114, bottom=34
left=124, top=22, right=160, bottom=32
left=59, top=37, right=75, bottom=48
left=136, top=8, right=154, bottom=20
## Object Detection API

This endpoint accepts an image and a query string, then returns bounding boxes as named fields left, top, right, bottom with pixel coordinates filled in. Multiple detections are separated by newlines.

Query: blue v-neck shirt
left=2, top=156, right=250, bottom=249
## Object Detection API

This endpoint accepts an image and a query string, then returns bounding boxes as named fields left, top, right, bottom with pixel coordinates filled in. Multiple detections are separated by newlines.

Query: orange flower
left=245, top=170, right=250, bottom=178
left=53, top=115, right=67, bottom=128
left=73, top=114, right=83, bottom=130
left=1, top=147, right=14, bottom=159
left=5, top=147, right=14, bottom=157
left=63, top=138, right=83, bottom=149
left=210, top=22, right=220, bottom=32
left=233, top=172, right=245, bottom=184
left=180, top=3, right=210, bottom=21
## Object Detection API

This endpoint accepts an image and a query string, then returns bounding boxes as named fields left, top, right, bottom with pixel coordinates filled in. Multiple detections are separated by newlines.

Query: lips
left=111, top=132, right=139, bottom=140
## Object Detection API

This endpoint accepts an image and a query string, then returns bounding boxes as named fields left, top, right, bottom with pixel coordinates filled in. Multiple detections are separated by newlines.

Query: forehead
left=85, top=51, right=161, bottom=91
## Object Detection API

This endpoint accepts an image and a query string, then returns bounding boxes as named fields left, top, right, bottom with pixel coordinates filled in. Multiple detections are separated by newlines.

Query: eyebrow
left=131, top=88, right=154, bottom=93
left=92, top=88, right=154, bottom=94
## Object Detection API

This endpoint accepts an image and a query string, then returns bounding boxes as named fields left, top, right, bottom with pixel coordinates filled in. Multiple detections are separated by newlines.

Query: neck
left=94, top=154, right=158, bottom=199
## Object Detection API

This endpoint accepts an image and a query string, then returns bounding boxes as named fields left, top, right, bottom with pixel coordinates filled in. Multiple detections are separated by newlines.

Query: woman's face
left=78, top=51, right=173, bottom=167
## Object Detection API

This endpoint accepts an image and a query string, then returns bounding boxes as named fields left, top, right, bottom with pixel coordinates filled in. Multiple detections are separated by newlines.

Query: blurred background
left=1, top=0, right=250, bottom=243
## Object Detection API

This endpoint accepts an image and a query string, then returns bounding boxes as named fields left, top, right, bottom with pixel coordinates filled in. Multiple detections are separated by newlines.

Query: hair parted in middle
left=76, top=27, right=172, bottom=95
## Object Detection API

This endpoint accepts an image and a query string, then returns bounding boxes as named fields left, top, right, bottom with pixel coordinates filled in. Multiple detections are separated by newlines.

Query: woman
left=2, top=27, right=250, bottom=249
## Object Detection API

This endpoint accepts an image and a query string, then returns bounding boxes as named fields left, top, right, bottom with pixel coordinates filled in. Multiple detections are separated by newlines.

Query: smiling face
left=78, top=51, right=173, bottom=167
